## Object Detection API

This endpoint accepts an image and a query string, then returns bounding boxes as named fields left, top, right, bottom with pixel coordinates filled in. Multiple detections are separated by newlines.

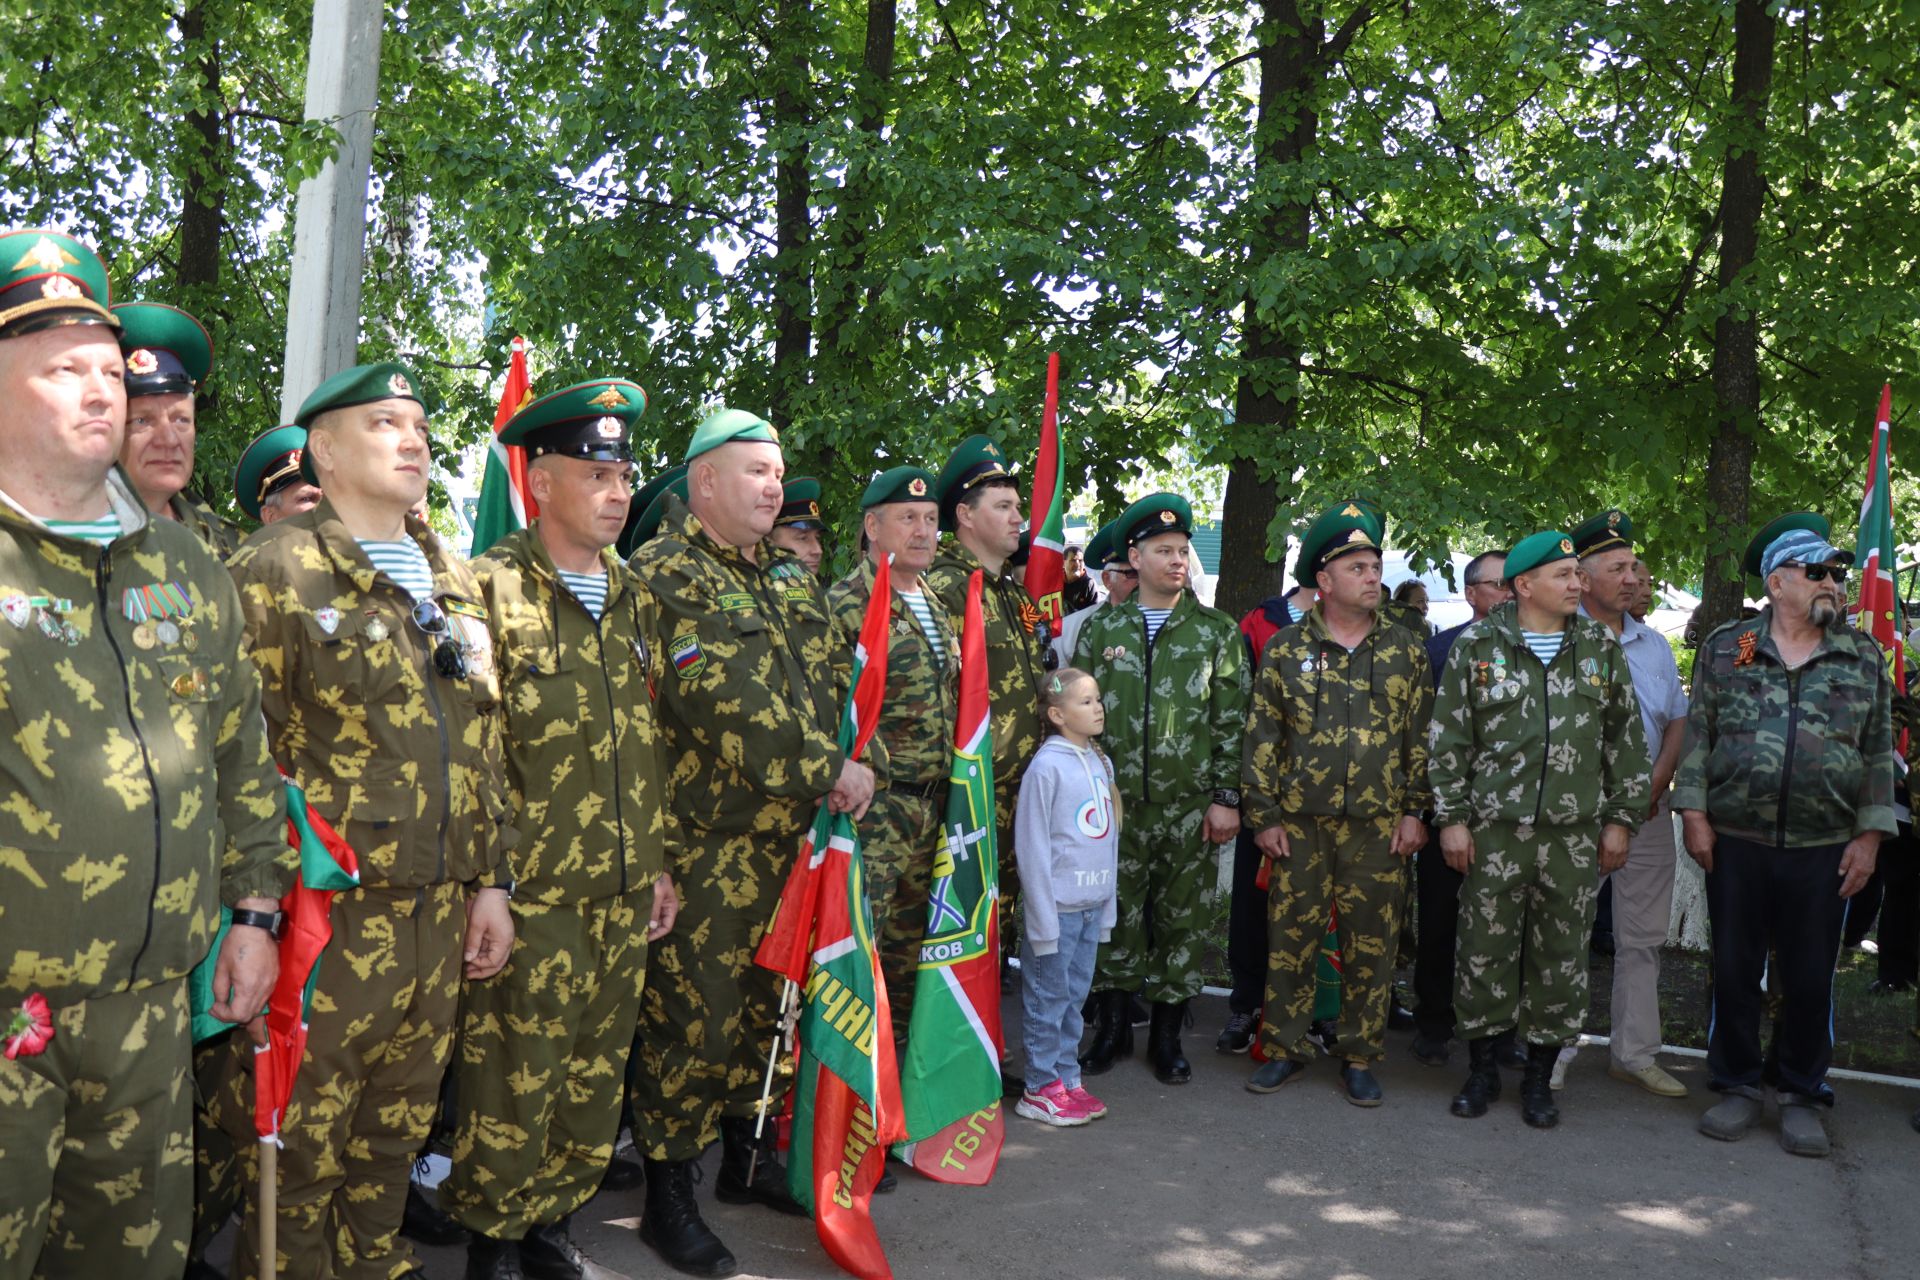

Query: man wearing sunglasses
left=1677, top=513, right=1895, bottom=1157
left=216, top=362, right=516, bottom=1280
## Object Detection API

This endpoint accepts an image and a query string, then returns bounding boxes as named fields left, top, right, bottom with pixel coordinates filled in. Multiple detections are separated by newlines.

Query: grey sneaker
left=1777, top=1096, right=1832, bottom=1157
left=1698, top=1090, right=1763, bottom=1142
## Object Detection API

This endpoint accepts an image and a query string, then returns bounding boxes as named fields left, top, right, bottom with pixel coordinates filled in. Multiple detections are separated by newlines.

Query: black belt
left=889, top=778, right=946, bottom=800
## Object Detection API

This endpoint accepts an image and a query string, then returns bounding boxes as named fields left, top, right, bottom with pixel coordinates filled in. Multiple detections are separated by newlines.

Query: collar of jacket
left=299, top=495, right=481, bottom=609
left=0, top=463, right=152, bottom=547
left=857, top=554, right=944, bottom=623
left=1481, top=598, right=1573, bottom=645
left=1302, top=602, right=1389, bottom=647
left=937, top=537, right=1013, bottom=584
left=1739, top=604, right=1856, bottom=668
left=514, top=519, right=630, bottom=610
left=1116, top=587, right=1198, bottom=629
left=663, top=491, right=776, bottom=570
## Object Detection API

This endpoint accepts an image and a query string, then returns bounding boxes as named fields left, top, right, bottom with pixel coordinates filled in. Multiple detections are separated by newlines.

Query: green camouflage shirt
left=1, top=470, right=289, bottom=1009
left=826, top=559, right=958, bottom=787
left=1073, top=591, right=1249, bottom=805
left=925, top=541, right=1045, bottom=787
left=1673, top=607, right=1896, bottom=847
left=1241, top=607, right=1434, bottom=831
left=475, top=525, right=673, bottom=905
left=1428, top=601, right=1649, bottom=831
left=169, top=492, right=242, bottom=561
left=226, top=499, right=514, bottom=889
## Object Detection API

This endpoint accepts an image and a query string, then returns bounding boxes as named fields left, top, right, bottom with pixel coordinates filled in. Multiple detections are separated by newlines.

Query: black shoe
left=1147, top=1001, right=1192, bottom=1084
left=1869, top=978, right=1915, bottom=996
left=1521, top=1044, right=1561, bottom=1129
left=1494, top=1030, right=1528, bottom=1071
left=1341, top=1063, right=1384, bottom=1107
left=402, top=1180, right=471, bottom=1248
left=875, top=1163, right=898, bottom=1194
left=715, top=1115, right=808, bottom=1216
left=1129, top=994, right=1151, bottom=1028
left=601, top=1148, right=645, bottom=1192
left=1410, top=1032, right=1450, bottom=1067
left=1001, top=1065, right=1026, bottom=1097
left=1306, top=1018, right=1339, bottom=1056
left=465, top=1235, right=527, bottom=1280
left=1079, top=989, right=1133, bottom=1076
left=520, top=1217, right=588, bottom=1280
left=1246, top=1057, right=1310, bottom=1093
left=639, top=1158, right=738, bottom=1278
left=1216, top=1009, right=1257, bottom=1054
left=1450, top=1036, right=1501, bottom=1118
left=185, top=1260, right=226, bottom=1280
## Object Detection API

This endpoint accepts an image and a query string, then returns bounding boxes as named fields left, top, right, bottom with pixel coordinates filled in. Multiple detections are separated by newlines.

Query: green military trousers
left=863, top=788, right=941, bottom=1044
left=210, top=881, right=465, bottom=1280
left=189, top=1033, right=242, bottom=1262
left=631, top=826, right=789, bottom=1163
left=0, top=979, right=191, bottom=1280
left=1094, top=799, right=1211, bottom=1004
left=444, top=891, right=650, bottom=1238
left=1263, top=815, right=1404, bottom=1063
left=1455, top=819, right=1599, bottom=1046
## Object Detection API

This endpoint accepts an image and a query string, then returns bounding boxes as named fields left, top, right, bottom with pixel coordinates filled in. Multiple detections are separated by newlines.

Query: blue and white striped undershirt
left=1141, top=606, right=1173, bottom=645
left=43, top=516, right=122, bottom=546
left=356, top=539, right=435, bottom=603
left=898, top=588, right=945, bottom=665
left=1521, top=630, right=1564, bottom=666
left=559, top=568, right=608, bottom=621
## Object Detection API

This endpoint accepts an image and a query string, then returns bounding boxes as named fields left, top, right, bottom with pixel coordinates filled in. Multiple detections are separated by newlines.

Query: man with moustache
left=767, top=475, right=826, bottom=574
left=233, top=424, right=323, bottom=527
left=112, top=301, right=242, bottom=556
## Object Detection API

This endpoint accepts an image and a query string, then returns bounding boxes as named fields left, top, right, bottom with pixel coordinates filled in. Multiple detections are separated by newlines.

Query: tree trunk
left=817, top=0, right=896, bottom=363
left=769, top=0, right=814, bottom=435
left=1696, top=0, right=1777, bottom=638
left=176, top=3, right=224, bottom=299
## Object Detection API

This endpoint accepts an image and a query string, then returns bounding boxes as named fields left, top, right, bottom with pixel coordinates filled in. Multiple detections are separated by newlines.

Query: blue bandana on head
left=1760, top=528, right=1845, bottom=579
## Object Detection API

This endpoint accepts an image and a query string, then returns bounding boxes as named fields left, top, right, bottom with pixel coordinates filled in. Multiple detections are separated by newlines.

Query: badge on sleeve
left=1, top=594, right=29, bottom=628
left=669, top=634, right=707, bottom=681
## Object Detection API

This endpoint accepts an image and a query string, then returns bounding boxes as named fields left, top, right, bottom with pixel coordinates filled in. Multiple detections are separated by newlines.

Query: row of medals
left=134, top=617, right=196, bottom=651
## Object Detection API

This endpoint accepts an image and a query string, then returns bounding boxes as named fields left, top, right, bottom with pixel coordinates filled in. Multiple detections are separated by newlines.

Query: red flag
left=469, top=335, right=536, bottom=557
left=1854, top=382, right=1906, bottom=751
left=1024, top=353, right=1067, bottom=632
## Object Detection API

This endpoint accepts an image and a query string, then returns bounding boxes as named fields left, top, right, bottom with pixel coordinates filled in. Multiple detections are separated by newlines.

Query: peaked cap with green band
left=684, top=407, right=779, bottom=463
left=860, top=465, right=937, bottom=510
left=776, top=476, right=824, bottom=529
left=499, top=377, right=645, bottom=462
left=1117, top=492, right=1193, bottom=547
left=1505, top=529, right=1578, bottom=578
left=619, top=464, right=690, bottom=559
left=113, top=302, right=212, bottom=398
left=234, top=424, right=309, bottom=520
left=1742, top=511, right=1832, bottom=578
left=1570, top=508, right=1634, bottom=559
left=1349, top=496, right=1387, bottom=544
left=0, top=229, right=118, bottom=338
left=1296, top=500, right=1384, bottom=587
left=1086, top=519, right=1124, bottom=570
left=933, top=434, right=1014, bottom=532
left=295, top=361, right=425, bottom=481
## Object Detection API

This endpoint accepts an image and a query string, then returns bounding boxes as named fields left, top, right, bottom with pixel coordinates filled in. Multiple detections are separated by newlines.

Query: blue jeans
left=1022, top=909, right=1103, bottom=1092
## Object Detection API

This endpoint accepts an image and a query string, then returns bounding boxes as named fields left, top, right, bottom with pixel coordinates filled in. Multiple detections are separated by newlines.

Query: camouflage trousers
left=1094, top=799, right=1212, bottom=1003
left=189, top=1032, right=243, bottom=1261
left=443, top=891, right=650, bottom=1238
left=0, top=979, right=191, bottom=1280
left=207, top=882, right=464, bottom=1280
left=632, top=825, right=791, bottom=1163
left=865, top=787, right=941, bottom=1044
left=1455, top=820, right=1599, bottom=1046
left=1263, top=815, right=1405, bottom=1063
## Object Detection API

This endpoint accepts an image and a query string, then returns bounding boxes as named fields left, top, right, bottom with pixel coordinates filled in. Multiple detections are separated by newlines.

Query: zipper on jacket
left=1777, top=666, right=1802, bottom=848
left=97, top=549, right=166, bottom=984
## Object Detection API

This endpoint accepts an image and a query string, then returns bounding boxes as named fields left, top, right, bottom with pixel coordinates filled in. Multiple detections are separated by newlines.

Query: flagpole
left=747, top=978, right=800, bottom=1187
left=259, top=1133, right=277, bottom=1265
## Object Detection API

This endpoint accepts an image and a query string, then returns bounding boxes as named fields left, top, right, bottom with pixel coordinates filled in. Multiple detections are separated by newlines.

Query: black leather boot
left=1521, top=1043, right=1561, bottom=1129
left=520, top=1215, right=589, bottom=1280
left=1450, top=1036, right=1501, bottom=1118
left=1078, top=989, right=1134, bottom=1075
left=1147, top=1001, right=1192, bottom=1084
left=639, top=1158, right=738, bottom=1278
left=402, top=1180, right=471, bottom=1247
left=714, top=1115, right=808, bottom=1216
left=464, top=1234, right=527, bottom=1280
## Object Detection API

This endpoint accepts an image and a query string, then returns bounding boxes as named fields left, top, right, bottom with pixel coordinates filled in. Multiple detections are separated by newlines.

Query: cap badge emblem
left=587, top=386, right=627, bottom=410
left=387, top=373, right=412, bottom=396
left=908, top=477, right=928, bottom=496
left=13, top=236, right=77, bottom=274
left=127, top=348, right=159, bottom=375
left=595, top=416, right=623, bottom=439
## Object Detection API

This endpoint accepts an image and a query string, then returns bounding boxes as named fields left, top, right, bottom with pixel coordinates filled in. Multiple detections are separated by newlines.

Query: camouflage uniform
left=440, top=525, right=671, bottom=1239
left=1074, top=593, right=1249, bottom=1001
left=627, top=496, right=853, bottom=1162
left=210, top=499, right=513, bottom=1280
left=1241, top=608, right=1432, bottom=1063
left=826, top=559, right=958, bottom=1039
left=168, top=492, right=242, bottom=561
left=1428, top=601, right=1648, bottom=1046
left=0, top=471, right=289, bottom=1280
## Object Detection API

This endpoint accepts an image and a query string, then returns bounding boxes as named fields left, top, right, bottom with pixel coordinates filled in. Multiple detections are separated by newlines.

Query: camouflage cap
left=0, top=229, right=117, bottom=339
left=1117, top=491, right=1193, bottom=547
left=1506, top=529, right=1577, bottom=578
left=618, top=463, right=690, bottom=559
left=1296, top=501, right=1383, bottom=587
left=1570, top=508, right=1634, bottom=559
left=113, top=302, right=212, bottom=399
left=860, top=465, right=937, bottom=510
left=776, top=476, right=824, bottom=529
left=932, top=434, right=1015, bottom=532
left=684, top=407, right=778, bottom=463
left=1743, top=511, right=1835, bottom=578
left=233, top=424, right=308, bottom=520
left=500, top=377, right=646, bottom=462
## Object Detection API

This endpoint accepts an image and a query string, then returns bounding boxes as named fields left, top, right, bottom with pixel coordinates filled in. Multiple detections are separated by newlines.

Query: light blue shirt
left=1583, top=607, right=1688, bottom=751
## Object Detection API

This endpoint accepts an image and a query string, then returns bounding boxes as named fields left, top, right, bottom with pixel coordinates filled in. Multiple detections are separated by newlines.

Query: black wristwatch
left=1213, top=787, right=1242, bottom=808
left=229, top=907, right=284, bottom=939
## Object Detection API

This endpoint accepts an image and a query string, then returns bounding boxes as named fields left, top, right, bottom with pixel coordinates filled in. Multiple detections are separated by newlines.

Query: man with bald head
left=627, top=409, right=875, bottom=1277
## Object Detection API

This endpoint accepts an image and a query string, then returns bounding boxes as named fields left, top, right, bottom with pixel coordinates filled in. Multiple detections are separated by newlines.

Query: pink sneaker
left=1067, top=1085, right=1107, bottom=1119
left=1014, top=1079, right=1089, bottom=1127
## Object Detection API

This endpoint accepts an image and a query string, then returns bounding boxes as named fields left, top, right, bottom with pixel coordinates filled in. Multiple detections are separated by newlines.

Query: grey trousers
left=1604, top=799, right=1679, bottom=1069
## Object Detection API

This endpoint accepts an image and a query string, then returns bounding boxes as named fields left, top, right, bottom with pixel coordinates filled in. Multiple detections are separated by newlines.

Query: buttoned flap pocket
left=724, top=605, right=768, bottom=637
left=331, top=759, right=420, bottom=827
left=153, top=653, right=220, bottom=704
left=506, top=641, right=576, bottom=681
left=295, top=607, right=405, bottom=707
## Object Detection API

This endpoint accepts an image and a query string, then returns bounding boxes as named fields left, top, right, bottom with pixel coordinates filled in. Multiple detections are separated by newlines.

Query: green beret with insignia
left=295, top=360, right=424, bottom=481
left=860, top=465, right=937, bottom=510
left=1742, top=511, right=1831, bottom=578
left=620, top=464, right=690, bottom=559
left=233, top=424, right=308, bottom=521
left=1117, top=492, right=1193, bottom=548
left=499, top=377, right=645, bottom=462
left=776, top=476, right=824, bottom=529
left=0, top=229, right=118, bottom=339
left=684, top=407, right=779, bottom=463
left=1085, top=520, right=1122, bottom=571
left=932, top=434, right=1015, bottom=532
left=1505, top=529, right=1578, bottom=579
left=1296, top=501, right=1383, bottom=587
left=1570, top=508, right=1634, bottom=559
left=113, top=302, right=212, bottom=399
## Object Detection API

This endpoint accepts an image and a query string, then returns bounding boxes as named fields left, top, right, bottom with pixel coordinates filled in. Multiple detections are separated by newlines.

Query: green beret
left=932, top=434, right=1014, bottom=532
left=295, top=361, right=424, bottom=482
left=776, top=476, right=824, bottom=529
left=499, top=378, right=645, bottom=462
left=684, top=407, right=779, bottom=463
left=1742, top=511, right=1831, bottom=578
left=0, top=229, right=117, bottom=339
left=1505, top=529, right=1577, bottom=579
left=1085, top=520, right=1121, bottom=571
left=113, top=302, right=212, bottom=399
left=1117, top=492, right=1193, bottom=548
left=619, top=464, right=690, bottom=559
left=860, top=465, right=937, bottom=510
left=233, top=424, right=309, bottom=521
left=1296, top=501, right=1384, bottom=587
left=1570, top=509, right=1634, bottom=559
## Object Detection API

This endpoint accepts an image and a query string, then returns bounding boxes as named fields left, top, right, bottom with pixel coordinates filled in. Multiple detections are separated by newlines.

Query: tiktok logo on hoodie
left=1076, top=773, right=1114, bottom=839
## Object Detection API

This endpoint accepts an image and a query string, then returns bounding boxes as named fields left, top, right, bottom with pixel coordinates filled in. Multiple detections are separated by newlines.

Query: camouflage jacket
left=226, top=498, right=514, bottom=890
left=170, top=492, right=242, bottom=560
left=926, top=541, right=1045, bottom=788
left=1241, top=607, right=1434, bottom=831
left=629, top=495, right=855, bottom=839
left=1429, top=602, right=1649, bottom=831
left=1073, top=591, right=1249, bottom=806
left=826, top=559, right=958, bottom=787
left=1673, top=607, right=1895, bottom=847
left=1, top=470, right=289, bottom=1009
left=474, top=525, right=672, bottom=905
